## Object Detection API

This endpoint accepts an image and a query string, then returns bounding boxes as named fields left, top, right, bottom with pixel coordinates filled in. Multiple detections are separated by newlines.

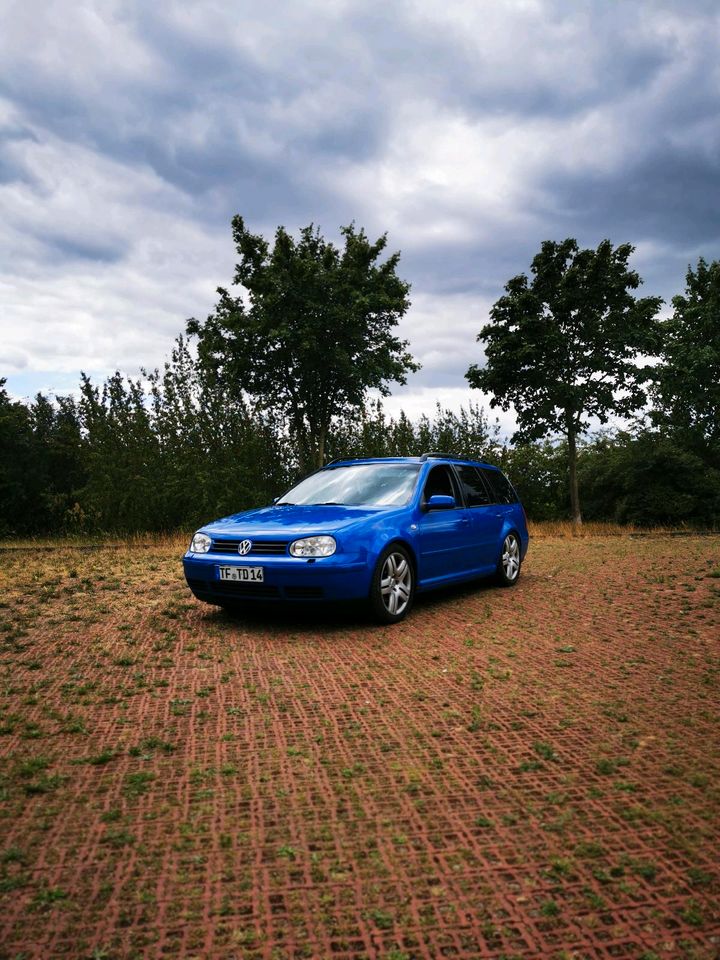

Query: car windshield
left=278, top=463, right=421, bottom=507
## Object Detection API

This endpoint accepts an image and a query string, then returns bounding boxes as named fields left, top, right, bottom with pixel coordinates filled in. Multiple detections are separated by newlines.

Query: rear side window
left=455, top=465, right=492, bottom=506
left=481, top=469, right=518, bottom=505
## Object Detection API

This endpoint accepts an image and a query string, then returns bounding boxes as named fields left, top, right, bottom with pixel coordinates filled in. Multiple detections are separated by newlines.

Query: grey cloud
left=43, top=233, right=127, bottom=264
left=1, top=0, right=718, bottom=406
left=547, top=150, right=720, bottom=249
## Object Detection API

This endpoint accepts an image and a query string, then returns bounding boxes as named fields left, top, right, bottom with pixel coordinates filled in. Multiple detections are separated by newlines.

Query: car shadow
left=204, top=575, right=503, bottom=635
left=209, top=599, right=373, bottom=633
left=415, top=576, right=498, bottom=609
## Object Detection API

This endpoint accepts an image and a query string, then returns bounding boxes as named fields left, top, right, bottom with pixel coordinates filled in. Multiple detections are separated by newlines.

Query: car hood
left=202, top=504, right=390, bottom=539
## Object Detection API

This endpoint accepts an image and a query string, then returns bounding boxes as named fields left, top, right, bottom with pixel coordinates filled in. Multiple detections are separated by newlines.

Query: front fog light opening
left=289, top=535, right=336, bottom=558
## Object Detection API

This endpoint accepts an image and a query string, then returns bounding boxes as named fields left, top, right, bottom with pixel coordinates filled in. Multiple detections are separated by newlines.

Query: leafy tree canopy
left=578, top=429, right=720, bottom=527
left=188, top=217, right=418, bottom=470
left=466, top=238, right=662, bottom=521
left=651, top=257, right=720, bottom=456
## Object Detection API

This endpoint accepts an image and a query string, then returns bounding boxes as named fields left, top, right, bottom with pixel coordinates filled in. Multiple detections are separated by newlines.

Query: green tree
left=29, top=393, right=86, bottom=530
left=651, top=257, right=720, bottom=458
left=188, top=217, right=418, bottom=471
left=578, top=430, right=720, bottom=527
left=500, top=441, right=568, bottom=521
left=0, top=379, right=38, bottom=534
left=0, top=382, right=87, bottom=534
left=328, top=401, right=499, bottom=464
left=145, top=336, right=290, bottom=525
left=466, top=239, right=662, bottom=523
left=78, top=372, right=161, bottom=530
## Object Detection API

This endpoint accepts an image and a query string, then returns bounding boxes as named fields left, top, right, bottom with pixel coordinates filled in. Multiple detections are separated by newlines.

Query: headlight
left=289, top=535, right=336, bottom=558
left=190, top=532, right=211, bottom=554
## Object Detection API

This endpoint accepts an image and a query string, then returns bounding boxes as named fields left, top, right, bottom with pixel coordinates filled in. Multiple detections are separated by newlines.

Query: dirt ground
left=0, top=535, right=718, bottom=960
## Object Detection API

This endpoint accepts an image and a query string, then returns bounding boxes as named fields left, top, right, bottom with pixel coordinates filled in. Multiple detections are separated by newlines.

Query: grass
left=2, top=524, right=712, bottom=556
left=0, top=531, right=191, bottom=551
left=0, top=532, right=717, bottom=958
left=527, top=520, right=698, bottom=538
left=123, top=771, right=155, bottom=797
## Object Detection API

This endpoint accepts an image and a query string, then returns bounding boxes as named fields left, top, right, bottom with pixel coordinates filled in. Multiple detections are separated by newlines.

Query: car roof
left=324, top=455, right=501, bottom=471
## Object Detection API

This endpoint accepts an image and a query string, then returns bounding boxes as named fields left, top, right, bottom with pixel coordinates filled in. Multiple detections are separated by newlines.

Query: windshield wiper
left=275, top=501, right=295, bottom=505
left=311, top=501, right=345, bottom=506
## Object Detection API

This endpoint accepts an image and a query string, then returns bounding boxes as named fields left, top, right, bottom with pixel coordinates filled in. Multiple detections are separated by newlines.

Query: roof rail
left=420, top=451, right=476, bottom=463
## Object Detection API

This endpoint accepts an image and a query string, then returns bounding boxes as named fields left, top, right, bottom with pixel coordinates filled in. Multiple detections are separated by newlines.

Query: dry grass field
left=0, top=534, right=718, bottom=959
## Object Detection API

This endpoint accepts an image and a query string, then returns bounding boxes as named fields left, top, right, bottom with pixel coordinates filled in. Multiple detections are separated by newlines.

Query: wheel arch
left=500, top=526, right=522, bottom=557
left=370, top=537, right=418, bottom=594
left=384, top=537, right=418, bottom=575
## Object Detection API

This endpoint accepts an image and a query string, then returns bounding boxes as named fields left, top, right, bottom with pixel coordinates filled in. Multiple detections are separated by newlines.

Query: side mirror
left=272, top=497, right=279, bottom=504
left=426, top=494, right=456, bottom=510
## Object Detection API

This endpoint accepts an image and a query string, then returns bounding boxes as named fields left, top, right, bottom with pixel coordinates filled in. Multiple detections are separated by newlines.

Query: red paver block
left=0, top=536, right=718, bottom=958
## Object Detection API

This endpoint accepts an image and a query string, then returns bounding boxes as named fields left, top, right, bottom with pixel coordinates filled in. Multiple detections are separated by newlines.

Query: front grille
left=211, top=538, right=288, bottom=556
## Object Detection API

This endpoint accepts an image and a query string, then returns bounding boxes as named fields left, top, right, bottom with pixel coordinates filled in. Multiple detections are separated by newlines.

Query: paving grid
left=0, top=535, right=718, bottom=959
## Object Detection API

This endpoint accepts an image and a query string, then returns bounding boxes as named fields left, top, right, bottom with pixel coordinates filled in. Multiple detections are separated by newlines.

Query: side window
left=481, top=469, right=518, bottom=505
left=422, top=465, right=458, bottom=505
left=456, top=465, right=492, bottom=506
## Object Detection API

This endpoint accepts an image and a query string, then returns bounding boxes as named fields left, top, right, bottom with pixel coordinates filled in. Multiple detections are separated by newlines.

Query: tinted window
left=481, top=469, right=518, bottom=504
left=422, top=465, right=459, bottom=504
left=456, top=465, right=491, bottom=506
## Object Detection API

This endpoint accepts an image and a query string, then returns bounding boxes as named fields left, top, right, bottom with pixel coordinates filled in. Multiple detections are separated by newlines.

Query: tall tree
left=466, top=239, right=662, bottom=523
left=30, top=393, right=86, bottom=529
left=145, top=336, right=291, bottom=524
left=651, top=257, right=720, bottom=458
left=188, top=217, right=418, bottom=471
left=0, top=379, right=37, bottom=534
left=78, top=372, right=161, bottom=530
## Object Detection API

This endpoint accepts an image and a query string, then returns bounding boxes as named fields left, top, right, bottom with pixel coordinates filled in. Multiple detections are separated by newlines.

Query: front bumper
left=183, top=551, right=372, bottom=604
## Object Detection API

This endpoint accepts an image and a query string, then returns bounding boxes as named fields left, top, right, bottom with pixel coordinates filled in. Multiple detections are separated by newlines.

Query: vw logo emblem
left=237, top=539, right=252, bottom=556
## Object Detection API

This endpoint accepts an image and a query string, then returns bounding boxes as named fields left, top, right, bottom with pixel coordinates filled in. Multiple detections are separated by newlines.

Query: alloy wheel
left=380, top=552, right=412, bottom=616
left=502, top=534, right=520, bottom=581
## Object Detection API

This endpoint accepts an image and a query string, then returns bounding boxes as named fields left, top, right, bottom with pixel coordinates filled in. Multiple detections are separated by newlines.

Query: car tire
left=496, top=531, right=521, bottom=587
left=370, top=544, right=415, bottom=624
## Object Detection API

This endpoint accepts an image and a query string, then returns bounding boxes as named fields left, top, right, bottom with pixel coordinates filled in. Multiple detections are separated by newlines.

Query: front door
left=417, top=465, right=474, bottom=583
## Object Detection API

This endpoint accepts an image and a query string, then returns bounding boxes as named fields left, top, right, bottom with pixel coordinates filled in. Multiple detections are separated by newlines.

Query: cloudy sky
left=1, top=0, right=719, bottom=426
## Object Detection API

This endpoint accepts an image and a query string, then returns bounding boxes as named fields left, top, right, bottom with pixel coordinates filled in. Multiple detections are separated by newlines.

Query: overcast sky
left=1, top=0, right=719, bottom=428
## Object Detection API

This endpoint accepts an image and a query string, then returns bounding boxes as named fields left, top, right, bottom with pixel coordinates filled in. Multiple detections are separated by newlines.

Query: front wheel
left=496, top=532, right=521, bottom=587
left=370, top=545, right=415, bottom=624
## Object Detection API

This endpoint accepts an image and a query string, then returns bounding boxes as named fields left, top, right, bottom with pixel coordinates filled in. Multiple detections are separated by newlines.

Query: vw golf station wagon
left=183, top=453, right=529, bottom=623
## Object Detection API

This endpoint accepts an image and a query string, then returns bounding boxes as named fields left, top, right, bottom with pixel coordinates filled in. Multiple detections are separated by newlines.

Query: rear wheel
left=370, top=545, right=415, bottom=623
left=496, top=532, right=521, bottom=587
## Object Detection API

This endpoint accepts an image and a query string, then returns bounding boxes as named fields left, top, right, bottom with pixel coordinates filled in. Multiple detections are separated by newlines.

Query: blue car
left=183, top=453, right=529, bottom=623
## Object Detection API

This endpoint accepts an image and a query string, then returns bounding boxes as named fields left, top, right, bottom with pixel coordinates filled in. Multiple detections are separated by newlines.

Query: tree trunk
left=292, top=417, right=312, bottom=476
left=314, top=424, right=328, bottom=471
left=567, top=425, right=582, bottom=525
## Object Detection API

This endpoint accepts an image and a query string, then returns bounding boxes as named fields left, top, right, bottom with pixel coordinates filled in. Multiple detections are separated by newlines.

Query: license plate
left=218, top=566, right=264, bottom=582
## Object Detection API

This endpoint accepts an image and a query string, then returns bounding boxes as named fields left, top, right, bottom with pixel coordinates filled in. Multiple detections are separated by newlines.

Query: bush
left=579, top=431, right=720, bottom=527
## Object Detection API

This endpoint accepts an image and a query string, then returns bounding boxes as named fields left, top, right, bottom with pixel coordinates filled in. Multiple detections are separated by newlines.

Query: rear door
left=453, top=465, right=504, bottom=567
left=481, top=466, right=525, bottom=546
